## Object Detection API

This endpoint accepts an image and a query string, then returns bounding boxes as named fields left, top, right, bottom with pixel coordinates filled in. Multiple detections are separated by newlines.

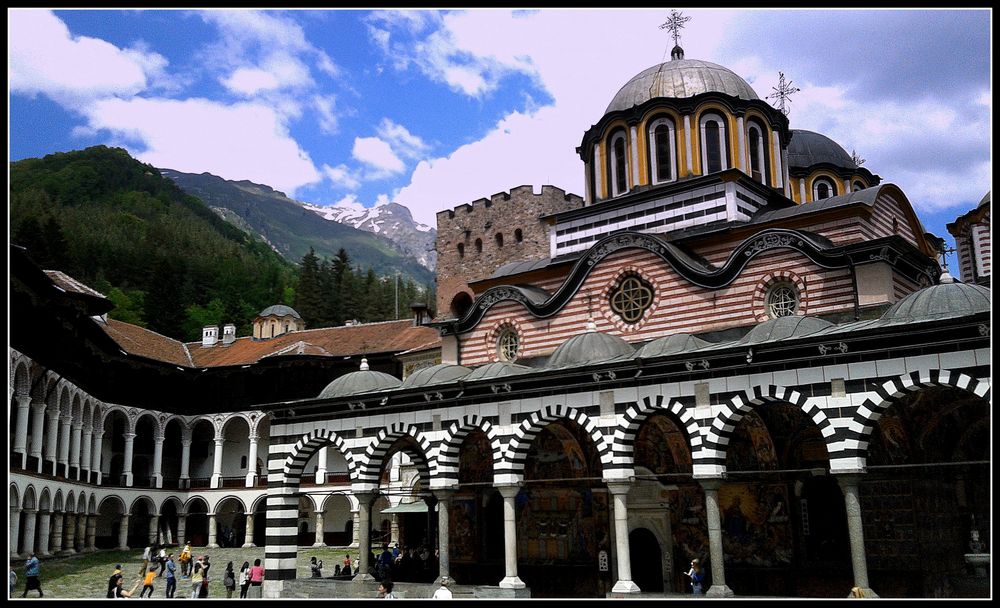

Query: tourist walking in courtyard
left=22, top=553, right=43, bottom=598
left=165, top=555, right=177, bottom=598
left=686, top=558, right=704, bottom=595
left=106, top=564, right=123, bottom=598
left=190, top=556, right=204, bottom=599
left=9, top=565, right=17, bottom=597
left=310, top=557, right=323, bottom=578
left=248, top=559, right=265, bottom=598
left=139, top=566, right=157, bottom=598
left=180, top=542, right=192, bottom=577
left=223, top=561, right=237, bottom=598
left=238, top=561, right=251, bottom=598
left=198, top=555, right=212, bottom=598
left=141, top=544, right=152, bottom=577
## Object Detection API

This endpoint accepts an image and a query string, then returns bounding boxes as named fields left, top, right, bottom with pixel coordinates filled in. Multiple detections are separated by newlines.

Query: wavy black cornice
left=444, top=230, right=938, bottom=335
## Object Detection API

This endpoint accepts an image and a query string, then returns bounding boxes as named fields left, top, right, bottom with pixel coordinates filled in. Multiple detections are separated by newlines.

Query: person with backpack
left=190, top=556, right=204, bottom=599
left=198, top=555, right=212, bottom=598
left=223, top=561, right=236, bottom=598
left=22, top=553, right=43, bottom=598
left=179, top=543, right=192, bottom=578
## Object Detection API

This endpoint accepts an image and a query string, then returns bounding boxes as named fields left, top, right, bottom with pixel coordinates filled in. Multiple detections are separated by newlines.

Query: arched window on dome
left=747, top=121, right=770, bottom=185
left=852, top=180, right=866, bottom=192
left=608, top=130, right=629, bottom=197
left=699, top=113, right=728, bottom=174
left=647, top=117, right=677, bottom=184
left=812, top=177, right=837, bottom=201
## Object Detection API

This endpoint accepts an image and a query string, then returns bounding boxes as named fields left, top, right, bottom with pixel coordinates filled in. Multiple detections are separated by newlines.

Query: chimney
left=222, top=323, right=237, bottom=345
left=202, top=325, right=218, bottom=347
left=411, top=303, right=430, bottom=326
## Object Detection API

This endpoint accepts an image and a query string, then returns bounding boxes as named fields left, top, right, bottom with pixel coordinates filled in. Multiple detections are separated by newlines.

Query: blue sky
left=9, top=9, right=992, bottom=262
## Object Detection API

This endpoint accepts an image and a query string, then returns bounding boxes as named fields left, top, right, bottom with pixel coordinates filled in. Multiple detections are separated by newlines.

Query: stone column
left=86, top=514, right=98, bottom=551
left=164, top=520, right=173, bottom=546
left=247, top=434, right=260, bottom=486
left=13, top=395, right=32, bottom=465
left=76, top=512, right=87, bottom=552
left=351, top=508, right=360, bottom=548
left=91, top=429, right=105, bottom=485
left=36, top=510, right=52, bottom=557
left=45, top=406, right=61, bottom=475
left=243, top=513, right=256, bottom=548
left=10, top=508, right=23, bottom=558
left=61, top=513, right=77, bottom=556
left=699, top=479, right=734, bottom=597
left=607, top=483, right=640, bottom=594
left=122, top=432, right=136, bottom=486
left=837, top=475, right=879, bottom=598
left=21, top=509, right=38, bottom=556
left=354, top=492, right=375, bottom=581
left=177, top=514, right=187, bottom=546
left=313, top=509, right=326, bottom=547
left=208, top=513, right=219, bottom=548
left=211, top=437, right=224, bottom=489
left=180, top=431, right=192, bottom=487
left=29, top=400, right=47, bottom=471
left=433, top=489, right=454, bottom=584
left=314, top=446, right=328, bottom=485
left=57, top=411, right=72, bottom=474
left=69, top=420, right=83, bottom=478
left=50, top=512, right=64, bottom=557
left=149, top=515, right=160, bottom=544
left=118, top=514, right=130, bottom=550
left=497, top=485, right=526, bottom=589
left=80, top=423, right=93, bottom=480
left=152, top=432, right=165, bottom=488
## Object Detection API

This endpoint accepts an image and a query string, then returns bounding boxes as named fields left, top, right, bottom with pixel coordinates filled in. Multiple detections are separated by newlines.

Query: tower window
left=609, top=274, right=654, bottom=323
left=766, top=282, right=799, bottom=319
left=852, top=180, right=865, bottom=192
left=700, top=113, right=728, bottom=174
left=495, top=233, right=504, bottom=248
left=457, top=243, right=465, bottom=258
left=475, top=238, right=483, bottom=253
left=747, top=123, right=768, bottom=185
left=609, top=131, right=629, bottom=197
left=812, top=178, right=837, bottom=200
left=648, top=118, right=676, bottom=184
left=514, top=228, right=523, bottom=243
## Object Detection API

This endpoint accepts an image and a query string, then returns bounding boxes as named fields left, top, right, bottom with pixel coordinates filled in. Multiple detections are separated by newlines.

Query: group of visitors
left=369, top=543, right=438, bottom=583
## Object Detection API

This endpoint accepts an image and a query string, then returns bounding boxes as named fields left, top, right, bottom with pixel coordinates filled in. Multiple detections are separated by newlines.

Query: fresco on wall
left=634, top=414, right=692, bottom=476
left=458, top=430, right=493, bottom=484
left=450, top=496, right=479, bottom=562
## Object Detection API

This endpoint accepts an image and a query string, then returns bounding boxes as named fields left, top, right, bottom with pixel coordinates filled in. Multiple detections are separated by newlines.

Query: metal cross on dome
left=766, top=71, right=801, bottom=116
left=660, top=9, right=692, bottom=47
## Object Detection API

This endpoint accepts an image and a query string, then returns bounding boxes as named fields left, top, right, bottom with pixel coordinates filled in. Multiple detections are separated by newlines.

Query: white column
left=122, top=432, right=136, bottom=486
left=608, top=483, right=640, bottom=593
left=118, top=514, right=130, bottom=550
left=683, top=114, right=694, bottom=176
left=355, top=492, right=375, bottom=581
left=798, top=178, right=807, bottom=204
left=28, top=400, right=47, bottom=471
left=44, top=406, right=61, bottom=474
left=314, top=446, right=328, bottom=485
left=61, top=513, right=76, bottom=555
left=86, top=514, right=98, bottom=552
left=36, top=511, right=52, bottom=557
left=208, top=513, right=219, bottom=548
left=782, top=148, right=792, bottom=197
left=21, top=509, right=38, bottom=556
left=247, top=434, right=260, bottom=486
left=771, top=129, right=783, bottom=189
left=736, top=115, right=747, bottom=172
left=13, top=395, right=32, bottom=462
left=243, top=513, right=256, bottom=548
left=91, top=430, right=104, bottom=484
left=57, top=410, right=72, bottom=474
left=843, top=178, right=852, bottom=194
left=837, top=475, right=879, bottom=598
left=700, top=479, right=734, bottom=597
left=313, top=509, right=326, bottom=547
left=211, top=437, right=224, bottom=488
left=592, top=146, right=603, bottom=201
left=152, top=433, right=165, bottom=488
left=69, top=420, right=83, bottom=478
left=80, top=423, right=93, bottom=480
left=10, top=508, right=23, bottom=558
left=180, top=430, right=192, bottom=487
left=497, top=485, right=526, bottom=589
left=434, top=489, right=454, bottom=584
left=629, top=124, right=640, bottom=187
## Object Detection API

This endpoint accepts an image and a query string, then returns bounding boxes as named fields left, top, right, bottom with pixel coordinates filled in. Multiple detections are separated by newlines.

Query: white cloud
left=376, top=118, right=429, bottom=159
left=9, top=10, right=167, bottom=105
left=352, top=137, right=406, bottom=176
left=322, top=163, right=361, bottom=190
left=82, top=97, right=322, bottom=196
left=222, top=67, right=281, bottom=95
left=312, top=95, right=340, bottom=135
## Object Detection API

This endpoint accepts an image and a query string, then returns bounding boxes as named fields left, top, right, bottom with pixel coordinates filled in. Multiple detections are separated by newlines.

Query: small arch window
left=648, top=117, right=676, bottom=184
left=475, top=238, right=483, bottom=253
left=699, top=113, right=728, bottom=174
left=608, top=131, right=629, bottom=197
left=514, top=228, right=523, bottom=243
left=766, top=282, right=799, bottom=319
left=609, top=274, right=654, bottom=323
left=747, top=122, right=768, bottom=185
left=852, top=180, right=865, bottom=192
left=495, top=233, right=504, bottom=248
left=457, top=243, right=465, bottom=258
left=812, top=177, right=837, bottom=200
left=496, top=326, right=520, bottom=362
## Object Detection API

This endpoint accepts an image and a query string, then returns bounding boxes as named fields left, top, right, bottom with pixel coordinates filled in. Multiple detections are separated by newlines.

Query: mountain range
left=160, top=169, right=434, bottom=283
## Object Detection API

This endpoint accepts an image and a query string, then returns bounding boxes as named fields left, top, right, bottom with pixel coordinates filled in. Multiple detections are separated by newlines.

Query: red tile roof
left=102, top=319, right=193, bottom=367
left=44, top=270, right=107, bottom=299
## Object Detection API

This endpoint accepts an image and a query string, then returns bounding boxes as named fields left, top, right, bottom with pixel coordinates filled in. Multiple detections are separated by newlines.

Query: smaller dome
left=465, top=361, right=534, bottom=382
left=399, top=363, right=472, bottom=390
left=787, top=130, right=856, bottom=170
left=738, top=315, right=835, bottom=345
left=318, top=359, right=401, bottom=399
left=258, top=304, right=301, bottom=319
left=979, top=191, right=990, bottom=209
left=547, top=322, right=635, bottom=368
left=606, top=59, right=759, bottom=114
left=880, top=276, right=990, bottom=324
left=635, top=333, right=712, bottom=358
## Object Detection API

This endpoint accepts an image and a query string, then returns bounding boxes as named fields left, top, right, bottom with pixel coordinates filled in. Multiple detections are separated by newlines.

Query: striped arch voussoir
left=434, top=415, right=502, bottom=482
left=504, top=404, right=612, bottom=476
left=283, top=429, right=355, bottom=480
left=611, top=395, right=702, bottom=476
left=358, top=423, right=432, bottom=485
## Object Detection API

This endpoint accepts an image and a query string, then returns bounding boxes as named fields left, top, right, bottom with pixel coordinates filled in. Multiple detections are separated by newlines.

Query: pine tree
left=294, top=248, right=325, bottom=327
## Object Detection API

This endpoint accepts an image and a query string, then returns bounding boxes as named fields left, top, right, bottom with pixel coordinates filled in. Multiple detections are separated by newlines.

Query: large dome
left=880, top=274, right=990, bottom=324
left=787, top=130, right=856, bottom=170
left=399, top=363, right=472, bottom=390
left=317, top=358, right=400, bottom=399
left=606, top=59, right=759, bottom=114
left=546, top=322, right=635, bottom=368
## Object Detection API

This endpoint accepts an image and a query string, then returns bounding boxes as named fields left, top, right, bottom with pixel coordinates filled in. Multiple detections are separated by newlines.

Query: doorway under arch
left=629, top=527, right=663, bottom=592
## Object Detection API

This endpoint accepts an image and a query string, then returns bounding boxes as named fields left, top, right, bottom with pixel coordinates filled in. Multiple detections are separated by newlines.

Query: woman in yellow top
left=139, top=566, right=158, bottom=598
left=179, top=544, right=192, bottom=577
